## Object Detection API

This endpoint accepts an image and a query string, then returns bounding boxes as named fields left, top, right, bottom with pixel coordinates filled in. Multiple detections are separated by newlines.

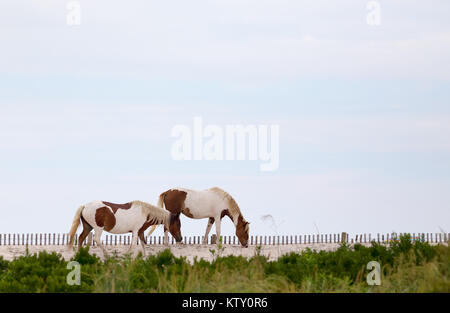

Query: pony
left=148, top=187, right=250, bottom=247
left=67, top=200, right=182, bottom=256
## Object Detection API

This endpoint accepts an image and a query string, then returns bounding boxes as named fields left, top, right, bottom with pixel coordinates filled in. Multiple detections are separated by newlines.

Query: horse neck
left=234, top=212, right=246, bottom=227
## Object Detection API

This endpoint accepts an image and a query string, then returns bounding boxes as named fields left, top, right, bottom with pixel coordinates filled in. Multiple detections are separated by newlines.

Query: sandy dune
left=0, top=243, right=353, bottom=263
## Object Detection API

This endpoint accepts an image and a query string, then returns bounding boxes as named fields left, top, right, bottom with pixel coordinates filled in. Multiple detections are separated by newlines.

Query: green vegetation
left=0, top=235, right=448, bottom=293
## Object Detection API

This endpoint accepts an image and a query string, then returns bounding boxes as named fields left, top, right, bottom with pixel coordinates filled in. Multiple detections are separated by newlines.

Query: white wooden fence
left=0, top=232, right=448, bottom=246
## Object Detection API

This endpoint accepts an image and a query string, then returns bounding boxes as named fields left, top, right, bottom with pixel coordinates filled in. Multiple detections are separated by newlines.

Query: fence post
left=341, top=232, right=347, bottom=243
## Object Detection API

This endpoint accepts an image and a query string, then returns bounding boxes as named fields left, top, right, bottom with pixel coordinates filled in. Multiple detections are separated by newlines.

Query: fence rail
left=0, top=232, right=448, bottom=246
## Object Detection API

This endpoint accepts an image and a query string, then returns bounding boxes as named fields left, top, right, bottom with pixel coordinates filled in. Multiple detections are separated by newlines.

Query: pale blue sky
left=0, top=0, right=449, bottom=238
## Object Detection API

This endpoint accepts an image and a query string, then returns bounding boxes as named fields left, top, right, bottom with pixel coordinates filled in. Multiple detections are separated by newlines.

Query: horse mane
left=208, top=187, right=244, bottom=222
left=133, top=200, right=170, bottom=226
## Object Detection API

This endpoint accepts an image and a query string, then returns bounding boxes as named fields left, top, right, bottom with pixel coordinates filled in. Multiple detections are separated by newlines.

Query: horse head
left=236, top=217, right=250, bottom=247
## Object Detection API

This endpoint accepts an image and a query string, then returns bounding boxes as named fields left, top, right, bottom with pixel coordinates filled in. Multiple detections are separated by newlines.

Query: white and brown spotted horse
left=67, top=200, right=182, bottom=256
left=148, top=187, right=250, bottom=247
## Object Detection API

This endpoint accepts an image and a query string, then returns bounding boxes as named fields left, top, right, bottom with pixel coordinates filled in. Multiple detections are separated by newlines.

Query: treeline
left=0, top=234, right=448, bottom=292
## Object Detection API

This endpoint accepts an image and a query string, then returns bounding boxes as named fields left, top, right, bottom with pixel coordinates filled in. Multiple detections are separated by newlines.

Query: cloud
left=1, top=1, right=450, bottom=80
left=281, top=115, right=450, bottom=153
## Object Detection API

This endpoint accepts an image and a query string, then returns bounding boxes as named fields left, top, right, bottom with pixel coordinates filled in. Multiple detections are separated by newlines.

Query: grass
left=0, top=234, right=448, bottom=293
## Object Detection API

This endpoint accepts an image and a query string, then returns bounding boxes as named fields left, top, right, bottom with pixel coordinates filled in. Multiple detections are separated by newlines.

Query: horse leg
left=202, top=217, right=215, bottom=244
left=138, top=231, right=147, bottom=245
left=214, top=216, right=221, bottom=245
left=163, top=226, right=169, bottom=246
left=77, top=215, right=93, bottom=250
left=138, top=230, right=147, bottom=257
left=128, top=231, right=138, bottom=256
left=94, top=229, right=108, bottom=258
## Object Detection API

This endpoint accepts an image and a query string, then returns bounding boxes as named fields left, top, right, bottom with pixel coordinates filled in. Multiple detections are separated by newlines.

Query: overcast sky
left=0, top=0, right=449, bottom=239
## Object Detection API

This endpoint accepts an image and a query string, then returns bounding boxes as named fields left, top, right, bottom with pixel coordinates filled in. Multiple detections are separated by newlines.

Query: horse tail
left=157, top=191, right=166, bottom=209
left=147, top=192, right=167, bottom=236
left=67, top=205, right=84, bottom=249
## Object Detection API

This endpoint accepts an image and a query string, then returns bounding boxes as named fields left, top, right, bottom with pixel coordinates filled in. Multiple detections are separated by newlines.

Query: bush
left=0, top=235, right=447, bottom=292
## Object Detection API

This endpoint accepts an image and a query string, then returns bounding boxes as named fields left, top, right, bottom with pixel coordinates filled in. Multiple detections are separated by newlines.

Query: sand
left=0, top=243, right=355, bottom=263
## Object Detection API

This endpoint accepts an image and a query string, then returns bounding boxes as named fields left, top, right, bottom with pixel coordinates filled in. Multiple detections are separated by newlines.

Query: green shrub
left=0, top=234, right=447, bottom=293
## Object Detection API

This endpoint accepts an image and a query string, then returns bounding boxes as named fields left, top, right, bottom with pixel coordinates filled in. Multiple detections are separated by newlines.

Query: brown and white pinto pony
left=67, top=200, right=182, bottom=256
left=149, top=187, right=250, bottom=247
